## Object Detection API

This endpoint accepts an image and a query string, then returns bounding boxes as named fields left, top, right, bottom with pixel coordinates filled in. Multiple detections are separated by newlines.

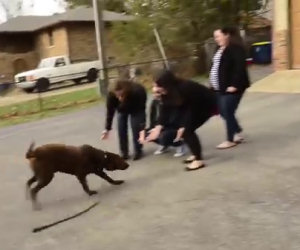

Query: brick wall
left=273, top=30, right=289, bottom=70
left=273, top=0, right=290, bottom=70
left=35, top=25, right=69, bottom=60
left=67, top=23, right=98, bottom=62
left=0, top=51, right=39, bottom=81
left=291, top=0, right=300, bottom=68
left=66, top=22, right=117, bottom=63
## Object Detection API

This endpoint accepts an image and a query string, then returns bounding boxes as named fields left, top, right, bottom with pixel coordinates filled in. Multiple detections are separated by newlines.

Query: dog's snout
left=123, top=162, right=130, bottom=170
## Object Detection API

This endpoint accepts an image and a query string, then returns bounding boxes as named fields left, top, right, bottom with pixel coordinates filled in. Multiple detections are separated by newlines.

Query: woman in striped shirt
left=210, top=27, right=250, bottom=149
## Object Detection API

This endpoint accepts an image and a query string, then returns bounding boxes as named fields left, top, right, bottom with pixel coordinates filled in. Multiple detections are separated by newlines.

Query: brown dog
left=26, top=142, right=129, bottom=210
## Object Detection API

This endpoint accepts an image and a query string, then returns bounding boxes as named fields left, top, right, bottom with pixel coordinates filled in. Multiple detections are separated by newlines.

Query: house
left=245, top=16, right=272, bottom=50
left=273, top=0, right=299, bottom=70
left=0, top=7, right=134, bottom=81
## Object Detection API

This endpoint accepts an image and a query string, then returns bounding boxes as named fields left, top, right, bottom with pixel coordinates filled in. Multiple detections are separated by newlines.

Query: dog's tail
left=26, top=142, right=35, bottom=159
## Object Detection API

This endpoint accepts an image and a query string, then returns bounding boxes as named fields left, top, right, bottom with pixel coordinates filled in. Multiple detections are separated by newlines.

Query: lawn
left=0, top=87, right=101, bottom=128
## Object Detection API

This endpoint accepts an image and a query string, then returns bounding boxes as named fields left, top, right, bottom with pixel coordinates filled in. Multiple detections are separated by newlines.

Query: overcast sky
left=0, top=0, right=66, bottom=23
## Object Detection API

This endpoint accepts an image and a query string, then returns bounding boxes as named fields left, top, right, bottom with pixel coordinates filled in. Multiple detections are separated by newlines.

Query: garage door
left=291, top=0, right=300, bottom=68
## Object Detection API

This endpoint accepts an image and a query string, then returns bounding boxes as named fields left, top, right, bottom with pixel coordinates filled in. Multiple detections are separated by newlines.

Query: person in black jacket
left=210, top=27, right=250, bottom=149
left=145, top=90, right=186, bottom=157
left=101, top=79, right=147, bottom=161
left=146, top=70, right=217, bottom=171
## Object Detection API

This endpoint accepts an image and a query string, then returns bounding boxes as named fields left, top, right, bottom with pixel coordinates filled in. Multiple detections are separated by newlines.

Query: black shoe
left=133, top=151, right=143, bottom=161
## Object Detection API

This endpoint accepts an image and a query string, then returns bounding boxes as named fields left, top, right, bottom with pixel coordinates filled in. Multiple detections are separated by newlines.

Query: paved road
left=1, top=92, right=300, bottom=250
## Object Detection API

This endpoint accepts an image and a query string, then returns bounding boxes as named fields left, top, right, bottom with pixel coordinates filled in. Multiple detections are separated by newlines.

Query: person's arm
left=146, top=103, right=167, bottom=142
left=136, top=85, right=147, bottom=132
left=149, top=99, right=158, bottom=130
left=105, top=92, right=118, bottom=131
left=230, top=45, right=247, bottom=90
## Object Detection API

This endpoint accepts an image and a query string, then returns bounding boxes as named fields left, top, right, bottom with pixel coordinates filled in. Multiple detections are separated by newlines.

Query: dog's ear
left=82, top=145, right=105, bottom=167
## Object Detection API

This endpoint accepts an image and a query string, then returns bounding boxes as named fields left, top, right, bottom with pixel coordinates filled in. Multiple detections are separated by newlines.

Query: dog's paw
left=88, top=191, right=98, bottom=196
left=112, top=180, right=125, bottom=185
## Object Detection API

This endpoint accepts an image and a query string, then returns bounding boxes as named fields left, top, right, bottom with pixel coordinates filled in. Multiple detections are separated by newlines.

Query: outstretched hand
left=226, top=86, right=237, bottom=93
left=146, top=126, right=162, bottom=142
left=139, top=130, right=146, bottom=144
left=174, top=127, right=185, bottom=143
left=101, top=130, right=110, bottom=140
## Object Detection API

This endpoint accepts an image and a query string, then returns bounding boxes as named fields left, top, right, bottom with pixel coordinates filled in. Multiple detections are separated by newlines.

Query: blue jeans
left=217, top=93, right=244, bottom=142
left=117, top=112, right=144, bottom=156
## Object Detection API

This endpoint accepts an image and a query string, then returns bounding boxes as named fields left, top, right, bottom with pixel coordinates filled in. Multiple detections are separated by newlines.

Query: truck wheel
left=87, top=68, right=98, bottom=83
left=36, top=78, right=50, bottom=92
left=24, top=87, right=35, bottom=93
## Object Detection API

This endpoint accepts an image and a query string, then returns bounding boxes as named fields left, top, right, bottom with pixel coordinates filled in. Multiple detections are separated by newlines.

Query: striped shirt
left=210, top=48, right=224, bottom=91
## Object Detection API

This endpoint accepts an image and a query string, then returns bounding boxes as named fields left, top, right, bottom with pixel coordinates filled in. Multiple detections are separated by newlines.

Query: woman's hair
left=154, top=70, right=183, bottom=106
left=109, top=79, right=133, bottom=96
left=154, top=70, right=180, bottom=90
left=220, top=26, right=244, bottom=47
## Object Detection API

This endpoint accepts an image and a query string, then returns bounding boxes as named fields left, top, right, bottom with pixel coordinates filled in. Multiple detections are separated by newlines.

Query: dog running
left=25, top=142, right=129, bottom=210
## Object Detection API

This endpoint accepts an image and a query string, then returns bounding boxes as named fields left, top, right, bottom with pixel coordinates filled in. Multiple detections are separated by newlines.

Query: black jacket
left=149, top=99, right=182, bottom=130
left=158, top=80, right=216, bottom=130
left=105, top=83, right=147, bottom=130
left=149, top=99, right=160, bottom=130
left=218, top=44, right=250, bottom=94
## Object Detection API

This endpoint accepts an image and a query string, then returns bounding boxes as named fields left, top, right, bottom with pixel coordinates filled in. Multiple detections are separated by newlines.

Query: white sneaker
left=154, top=146, right=168, bottom=155
left=174, top=145, right=186, bottom=157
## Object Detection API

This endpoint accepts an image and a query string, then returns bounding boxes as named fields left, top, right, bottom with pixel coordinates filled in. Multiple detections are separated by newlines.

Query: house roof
left=0, top=7, right=135, bottom=33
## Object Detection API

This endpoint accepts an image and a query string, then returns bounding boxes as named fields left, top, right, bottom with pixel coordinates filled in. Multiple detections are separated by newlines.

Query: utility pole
left=93, top=0, right=109, bottom=96
left=153, top=28, right=170, bottom=70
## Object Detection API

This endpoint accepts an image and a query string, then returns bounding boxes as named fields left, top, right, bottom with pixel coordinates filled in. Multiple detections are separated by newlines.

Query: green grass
left=0, top=87, right=102, bottom=128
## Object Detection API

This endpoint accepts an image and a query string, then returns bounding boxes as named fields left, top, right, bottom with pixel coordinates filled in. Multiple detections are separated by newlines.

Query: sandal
left=183, top=155, right=196, bottom=164
left=234, top=134, right=244, bottom=143
left=216, top=141, right=237, bottom=150
left=185, top=160, right=206, bottom=171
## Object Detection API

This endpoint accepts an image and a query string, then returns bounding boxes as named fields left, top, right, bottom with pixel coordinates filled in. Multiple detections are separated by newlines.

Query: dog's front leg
left=96, top=171, right=124, bottom=185
left=77, top=176, right=98, bottom=196
left=26, top=176, right=37, bottom=200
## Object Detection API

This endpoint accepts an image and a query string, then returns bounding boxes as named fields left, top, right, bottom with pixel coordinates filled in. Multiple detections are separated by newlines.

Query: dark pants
left=159, top=129, right=183, bottom=147
left=217, top=93, right=244, bottom=142
left=146, top=128, right=182, bottom=147
left=118, top=112, right=144, bottom=156
left=183, top=113, right=212, bottom=161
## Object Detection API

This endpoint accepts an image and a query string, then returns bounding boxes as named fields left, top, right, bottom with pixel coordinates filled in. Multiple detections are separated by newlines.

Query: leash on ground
left=32, top=202, right=99, bottom=233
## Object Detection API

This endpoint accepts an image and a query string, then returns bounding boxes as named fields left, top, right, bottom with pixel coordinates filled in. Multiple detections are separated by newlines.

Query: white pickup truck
left=15, top=56, right=100, bottom=93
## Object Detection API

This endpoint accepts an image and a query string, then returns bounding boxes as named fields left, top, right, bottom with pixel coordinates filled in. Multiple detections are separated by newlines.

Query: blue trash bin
left=251, top=41, right=272, bottom=64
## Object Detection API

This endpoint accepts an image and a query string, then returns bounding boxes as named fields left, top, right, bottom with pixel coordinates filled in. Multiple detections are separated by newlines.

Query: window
left=48, top=30, right=54, bottom=47
left=55, top=58, right=66, bottom=67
